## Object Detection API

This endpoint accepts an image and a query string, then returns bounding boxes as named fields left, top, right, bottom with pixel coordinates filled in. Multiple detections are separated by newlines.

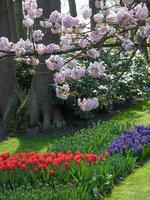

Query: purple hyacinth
left=108, top=125, right=150, bottom=156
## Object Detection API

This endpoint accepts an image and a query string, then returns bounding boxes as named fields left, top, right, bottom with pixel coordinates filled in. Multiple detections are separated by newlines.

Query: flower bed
left=108, top=126, right=150, bottom=155
left=1, top=124, right=150, bottom=199
left=0, top=151, right=109, bottom=186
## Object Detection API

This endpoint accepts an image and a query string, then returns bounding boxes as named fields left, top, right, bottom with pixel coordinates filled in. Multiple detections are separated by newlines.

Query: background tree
left=89, top=0, right=100, bottom=30
left=0, top=0, right=23, bottom=129
left=68, top=0, right=77, bottom=17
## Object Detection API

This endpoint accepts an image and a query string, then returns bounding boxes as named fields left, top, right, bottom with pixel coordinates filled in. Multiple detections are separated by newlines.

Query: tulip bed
left=1, top=121, right=150, bottom=199
left=0, top=151, right=136, bottom=200
left=0, top=150, right=109, bottom=186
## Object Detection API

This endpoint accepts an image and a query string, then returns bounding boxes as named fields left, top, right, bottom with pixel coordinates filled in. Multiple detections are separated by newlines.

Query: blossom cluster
left=0, top=1, right=149, bottom=57
left=0, top=0, right=150, bottom=112
left=52, top=61, right=104, bottom=108
left=108, top=126, right=150, bottom=155
left=46, top=55, right=64, bottom=71
left=78, top=98, right=99, bottom=112
left=0, top=151, right=109, bottom=177
left=23, top=0, right=43, bottom=28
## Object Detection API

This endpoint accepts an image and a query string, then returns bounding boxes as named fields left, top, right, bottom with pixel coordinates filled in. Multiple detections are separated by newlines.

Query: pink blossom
left=32, top=30, right=44, bottom=42
left=56, top=83, right=70, bottom=100
left=51, top=22, right=62, bottom=34
left=74, top=21, right=86, bottom=30
left=93, top=13, right=103, bottom=22
left=46, top=55, right=64, bottom=71
left=45, top=44, right=60, bottom=54
left=143, top=25, right=150, bottom=37
left=87, top=49, right=100, bottom=59
left=28, top=8, right=43, bottom=19
left=49, top=11, right=62, bottom=34
left=106, top=13, right=117, bottom=23
left=23, top=0, right=38, bottom=12
left=71, top=67, right=86, bottom=80
left=117, top=8, right=134, bottom=29
left=54, top=72, right=65, bottom=84
left=49, top=10, right=62, bottom=24
left=82, top=9, right=92, bottom=20
left=23, top=0, right=43, bottom=19
left=40, top=20, right=52, bottom=28
left=67, top=60, right=78, bottom=68
left=87, top=62, right=105, bottom=78
left=0, top=37, right=13, bottom=51
left=14, top=39, right=27, bottom=56
left=135, top=4, right=149, bottom=21
left=122, top=0, right=133, bottom=5
left=36, top=44, right=46, bottom=55
left=90, top=26, right=109, bottom=42
left=78, top=98, right=99, bottom=111
left=23, top=16, right=34, bottom=28
left=25, top=57, right=39, bottom=67
left=60, top=34, right=73, bottom=51
left=78, top=39, right=89, bottom=48
left=13, top=39, right=33, bottom=57
left=63, top=16, right=76, bottom=29
left=63, top=68, right=72, bottom=79
left=25, top=39, right=33, bottom=51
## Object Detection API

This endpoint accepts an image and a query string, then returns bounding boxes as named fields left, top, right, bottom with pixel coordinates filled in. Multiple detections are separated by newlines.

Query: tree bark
left=13, top=0, right=25, bottom=40
left=89, top=0, right=99, bottom=30
left=0, top=0, right=23, bottom=131
left=68, top=0, right=77, bottom=17
left=26, top=0, right=66, bottom=131
left=0, top=0, right=66, bottom=133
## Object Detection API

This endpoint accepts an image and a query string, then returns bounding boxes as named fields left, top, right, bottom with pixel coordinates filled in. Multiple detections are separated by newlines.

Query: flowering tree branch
left=0, top=0, right=150, bottom=111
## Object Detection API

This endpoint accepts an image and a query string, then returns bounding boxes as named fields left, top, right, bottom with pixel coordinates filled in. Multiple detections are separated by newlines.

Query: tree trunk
left=0, top=0, right=23, bottom=131
left=0, top=0, right=66, bottom=133
left=13, top=0, right=25, bottom=40
left=68, top=0, right=77, bottom=17
left=26, top=0, right=66, bottom=131
left=89, top=0, right=99, bottom=30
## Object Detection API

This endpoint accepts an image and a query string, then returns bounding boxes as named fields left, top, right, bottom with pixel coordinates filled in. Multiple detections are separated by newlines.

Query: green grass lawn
left=0, top=100, right=149, bottom=154
left=105, top=100, right=150, bottom=200
left=114, top=100, right=150, bottom=125
left=106, top=161, right=150, bottom=200
left=0, top=136, right=60, bottom=154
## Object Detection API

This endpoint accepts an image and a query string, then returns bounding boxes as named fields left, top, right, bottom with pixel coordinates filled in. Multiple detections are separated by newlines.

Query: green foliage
left=52, top=121, right=133, bottom=154
left=0, top=184, right=90, bottom=200
left=49, top=54, right=150, bottom=121
left=0, top=101, right=150, bottom=199
left=16, top=62, right=32, bottom=91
